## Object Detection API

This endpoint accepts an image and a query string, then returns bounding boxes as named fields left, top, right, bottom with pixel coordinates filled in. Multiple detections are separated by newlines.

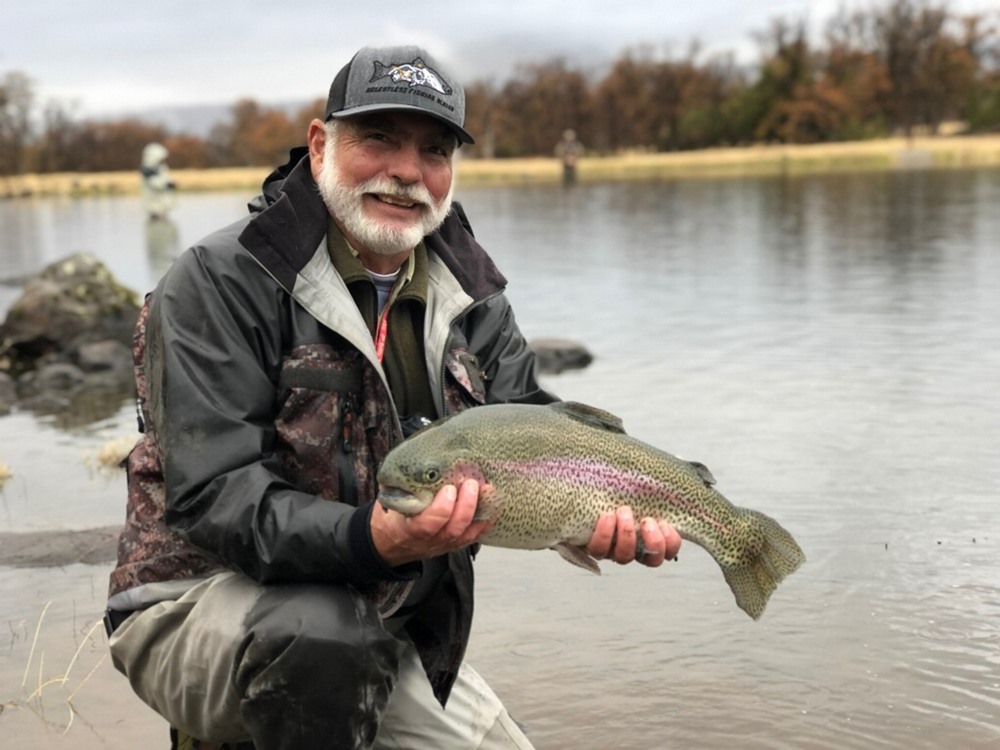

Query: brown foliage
left=162, top=134, right=214, bottom=169
left=1, top=0, right=998, bottom=175
left=483, top=58, right=595, bottom=158
left=209, top=98, right=302, bottom=167
left=68, top=119, right=170, bottom=172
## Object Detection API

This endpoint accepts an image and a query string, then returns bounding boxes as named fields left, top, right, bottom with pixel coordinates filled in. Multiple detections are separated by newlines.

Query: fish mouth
left=376, top=486, right=429, bottom=516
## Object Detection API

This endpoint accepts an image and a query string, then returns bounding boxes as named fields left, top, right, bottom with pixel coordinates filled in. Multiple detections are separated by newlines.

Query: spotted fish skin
left=376, top=401, right=806, bottom=620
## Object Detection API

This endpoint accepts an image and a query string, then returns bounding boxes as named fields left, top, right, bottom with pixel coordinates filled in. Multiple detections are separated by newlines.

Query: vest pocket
left=275, top=350, right=366, bottom=504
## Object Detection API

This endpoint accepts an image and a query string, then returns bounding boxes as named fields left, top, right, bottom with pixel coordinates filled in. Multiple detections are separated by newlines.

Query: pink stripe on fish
left=492, top=457, right=731, bottom=534
left=492, top=457, right=660, bottom=494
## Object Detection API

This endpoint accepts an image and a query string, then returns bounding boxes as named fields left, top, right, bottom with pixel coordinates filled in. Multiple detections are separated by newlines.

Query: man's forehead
left=346, top=111, right=455, bottom=140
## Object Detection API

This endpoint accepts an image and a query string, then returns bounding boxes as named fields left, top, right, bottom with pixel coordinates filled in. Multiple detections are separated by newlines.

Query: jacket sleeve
left=147, top=240, right=413, bottom=586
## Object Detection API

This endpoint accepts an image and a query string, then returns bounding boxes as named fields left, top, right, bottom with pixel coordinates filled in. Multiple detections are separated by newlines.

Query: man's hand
left=587, top=507, right=682, bottom=567
left=371, top=479, right=493, bottom=568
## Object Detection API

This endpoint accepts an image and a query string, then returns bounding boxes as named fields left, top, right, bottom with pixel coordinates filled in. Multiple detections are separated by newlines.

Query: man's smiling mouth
left=374, top=193, right=421, bottom=209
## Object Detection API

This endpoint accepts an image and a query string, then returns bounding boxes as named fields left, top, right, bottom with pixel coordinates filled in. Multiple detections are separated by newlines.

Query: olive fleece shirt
left=326, top=222, right=436, bottom=422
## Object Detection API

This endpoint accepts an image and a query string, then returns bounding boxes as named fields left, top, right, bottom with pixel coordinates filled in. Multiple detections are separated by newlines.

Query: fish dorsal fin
left=687, top=460, right=717, bottom=486
left=551, top=401, right=626, bottom=434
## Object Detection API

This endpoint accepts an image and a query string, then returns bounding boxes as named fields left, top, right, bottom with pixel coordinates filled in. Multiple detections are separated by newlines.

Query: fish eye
left=424, top=468, right=441, bottom=483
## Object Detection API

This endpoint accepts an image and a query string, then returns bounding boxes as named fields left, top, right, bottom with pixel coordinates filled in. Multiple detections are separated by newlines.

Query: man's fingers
left=409, top=479, right=491, bottom=550
left=587, top=512, right=617, bottom=558
left=411, top=484, right=457, bottom=533
left=610, top=507, right=636, bottom=564
left=637, top=518, right=668, bottom=567
left=588, top=508, right=683, bottom=567
left=637, top=519, right=682, bottom=567
left=661, top=520, right=682, bottom=561
left=441, top=479, right=481, bottom=537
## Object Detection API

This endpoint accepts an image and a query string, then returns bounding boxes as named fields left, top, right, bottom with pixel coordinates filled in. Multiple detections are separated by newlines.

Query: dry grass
left=8, top=601, right=108, bottom=735
left=83, top=436, right=136, bottom=474
left=2, top=134, right=999, bottom=198
left=457, top=133, right=1000, bottom=185
left=1, top=440, right=129, bottom=491
left=0, top=166, right=269, bottom=198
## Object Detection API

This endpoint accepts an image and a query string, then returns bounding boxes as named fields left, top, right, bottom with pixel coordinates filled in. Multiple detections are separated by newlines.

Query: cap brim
left=328, top=103, right=475, bottom=145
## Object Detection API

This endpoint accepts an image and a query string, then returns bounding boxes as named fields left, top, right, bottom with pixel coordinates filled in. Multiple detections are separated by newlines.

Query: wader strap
left=279, top=367, right=363, bottom=393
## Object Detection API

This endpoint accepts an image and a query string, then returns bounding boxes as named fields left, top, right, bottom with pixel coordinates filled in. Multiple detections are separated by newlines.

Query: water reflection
left=1, top=170, right=999, bottom=748
left=17, top=385, right=135, bottom=430
left=145, top=216, right=180, bottom=279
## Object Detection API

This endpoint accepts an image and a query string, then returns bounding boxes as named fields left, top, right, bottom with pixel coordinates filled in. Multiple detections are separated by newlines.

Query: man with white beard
left=104, top=45, right=681, bottom=750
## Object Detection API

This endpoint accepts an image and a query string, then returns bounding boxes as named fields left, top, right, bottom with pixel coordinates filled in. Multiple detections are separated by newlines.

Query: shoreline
left=2, top=134, right=999, bottom=198
left=0, top=527, right=121, bottom=567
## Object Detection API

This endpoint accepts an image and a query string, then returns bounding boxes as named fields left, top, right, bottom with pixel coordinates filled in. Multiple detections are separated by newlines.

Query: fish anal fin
left=551, top=402, right=626, bottom=434
left=553, top=543, right=602, bottom=575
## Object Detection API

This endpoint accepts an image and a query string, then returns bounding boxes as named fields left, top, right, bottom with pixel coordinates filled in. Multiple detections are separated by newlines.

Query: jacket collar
left=239, top=149, right=507, bottom=302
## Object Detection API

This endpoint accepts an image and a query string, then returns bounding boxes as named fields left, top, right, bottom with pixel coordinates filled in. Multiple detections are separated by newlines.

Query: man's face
left=313, top=112, right=456, bottom=261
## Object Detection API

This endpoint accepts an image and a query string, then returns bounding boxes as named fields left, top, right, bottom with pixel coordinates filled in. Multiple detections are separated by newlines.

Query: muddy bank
left=0, top=526, right=120, bottom=567
left=0, top=563, right=165, bottom=747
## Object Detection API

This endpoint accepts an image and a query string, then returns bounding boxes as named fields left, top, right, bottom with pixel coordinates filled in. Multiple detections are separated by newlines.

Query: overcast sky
left=5, top=0, right=997, bottom=118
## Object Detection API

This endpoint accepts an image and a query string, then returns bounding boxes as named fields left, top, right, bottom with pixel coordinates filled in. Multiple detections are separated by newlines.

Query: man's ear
left=307, top=119, right=327, bottom=181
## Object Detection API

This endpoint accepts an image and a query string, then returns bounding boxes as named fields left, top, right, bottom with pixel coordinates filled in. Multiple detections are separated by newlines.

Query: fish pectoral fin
left=553, top=543, right=602, bottom=575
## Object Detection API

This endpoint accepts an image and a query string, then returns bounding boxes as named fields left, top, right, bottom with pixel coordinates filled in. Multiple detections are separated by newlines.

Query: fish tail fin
left=721, top=510, right=806, bottom=620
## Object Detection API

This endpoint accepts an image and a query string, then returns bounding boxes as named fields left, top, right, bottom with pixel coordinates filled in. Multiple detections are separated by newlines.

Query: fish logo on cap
left=370, top=57, right=453, bottom=96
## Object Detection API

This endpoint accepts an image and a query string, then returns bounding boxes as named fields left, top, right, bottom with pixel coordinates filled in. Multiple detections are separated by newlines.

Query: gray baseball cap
left=325, top=45, right=474, bottom=145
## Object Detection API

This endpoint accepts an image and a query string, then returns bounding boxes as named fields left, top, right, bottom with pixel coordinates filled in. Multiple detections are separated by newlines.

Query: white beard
left=316, top=132, right=454, bottom=257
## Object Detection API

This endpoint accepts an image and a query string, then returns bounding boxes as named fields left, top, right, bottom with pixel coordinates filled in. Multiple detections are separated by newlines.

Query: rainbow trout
left=377, top=401, right=805, bottom=620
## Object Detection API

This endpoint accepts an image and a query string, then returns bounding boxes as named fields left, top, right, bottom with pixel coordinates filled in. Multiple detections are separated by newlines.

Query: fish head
left=376, top=457, right=449, bottom=515
left=377, top=441, right=481, bottom=516
left=377, top=411, right=491, bottom=516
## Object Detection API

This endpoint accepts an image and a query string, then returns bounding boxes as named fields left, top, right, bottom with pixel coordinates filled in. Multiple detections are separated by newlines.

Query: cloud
left=5, top=0, right=998, bottom=117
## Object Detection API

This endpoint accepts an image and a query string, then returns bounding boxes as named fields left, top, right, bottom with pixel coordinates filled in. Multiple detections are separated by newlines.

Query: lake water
left=1, top=169, right=998, bottom=748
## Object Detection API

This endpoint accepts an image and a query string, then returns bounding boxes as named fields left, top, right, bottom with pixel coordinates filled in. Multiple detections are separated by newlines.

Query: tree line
left=1, top=0, right=997, bottom=176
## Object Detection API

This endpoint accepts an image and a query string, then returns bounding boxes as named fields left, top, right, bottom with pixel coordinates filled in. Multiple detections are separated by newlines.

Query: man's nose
left=386, top=142, right=423, bottom=184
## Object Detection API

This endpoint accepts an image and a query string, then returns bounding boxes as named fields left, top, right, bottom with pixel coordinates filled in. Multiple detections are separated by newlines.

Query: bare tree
left=866, top=0, right=976, bottom=134
left=36, top=100, right=80, bottom=172
left=0, top=71, right=36, bottom=174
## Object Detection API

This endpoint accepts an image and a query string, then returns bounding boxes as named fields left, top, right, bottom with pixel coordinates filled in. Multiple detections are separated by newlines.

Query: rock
left=530, top=338, right=594, bottom=375
left=76, top=339, right=133, bottom=375
left=0, top=372, right=15, bottom=414
left=33, top=361, right=86, bottom=390
left=0, top=252, right=140, bottom=377
left=0, top=253, right=139, bottom=412
left=17, top=391, right=73, bottom=413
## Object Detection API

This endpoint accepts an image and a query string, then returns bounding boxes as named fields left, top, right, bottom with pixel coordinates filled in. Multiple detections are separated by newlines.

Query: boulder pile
left=0, top=253, right=139, bottom=413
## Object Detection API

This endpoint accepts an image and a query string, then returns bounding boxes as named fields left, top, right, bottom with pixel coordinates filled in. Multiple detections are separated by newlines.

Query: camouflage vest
left=108, top=294, right=488, bottom=602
